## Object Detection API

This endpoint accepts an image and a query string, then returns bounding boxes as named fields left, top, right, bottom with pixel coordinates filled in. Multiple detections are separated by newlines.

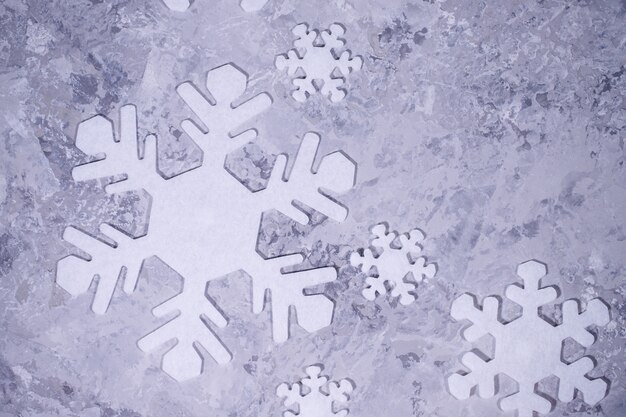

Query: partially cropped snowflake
left=161, top=0, right=267, bottom=12
left=350, top=223, right=436, bottom=305
left=56, top=63, right=356, bottom=381
left=277, top=365, right=353, bottom=417
left=448, top=260, right=611, bottom=417
left=275, top=23, right=362, bottom=102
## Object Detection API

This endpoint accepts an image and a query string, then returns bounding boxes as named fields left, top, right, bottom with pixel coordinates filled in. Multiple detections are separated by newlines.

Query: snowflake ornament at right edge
left=275, top=23, right=362, bottom=103
left=350, top=223, right=437, bottom=305
left=277, top=365, right=354, bottom=417
left=448, top=260, right=611, bottom=417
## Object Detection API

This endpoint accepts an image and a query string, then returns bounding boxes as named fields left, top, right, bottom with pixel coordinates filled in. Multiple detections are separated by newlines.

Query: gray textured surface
left=1, top=0, right=625, bottom=416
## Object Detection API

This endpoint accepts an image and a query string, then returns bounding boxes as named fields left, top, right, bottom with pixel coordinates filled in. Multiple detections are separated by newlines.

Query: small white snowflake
left=277, top=365, right=353, bottom=417
left=275, top=23, right=362, bottom=103
left=448, top=260, right=611, bottom=417
left=350, top=223, right=437, bottom=305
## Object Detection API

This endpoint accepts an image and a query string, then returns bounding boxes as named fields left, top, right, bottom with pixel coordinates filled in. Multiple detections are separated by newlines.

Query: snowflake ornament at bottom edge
left=448, top=259, right=611, bottom=417
left=277, top=365, right=354, bottom=417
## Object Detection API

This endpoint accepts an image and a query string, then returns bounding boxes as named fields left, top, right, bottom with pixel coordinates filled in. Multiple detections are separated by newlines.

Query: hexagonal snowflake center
left=496, top=313, right=561, bottom=385
left=303, top=47, right=341, bottom=80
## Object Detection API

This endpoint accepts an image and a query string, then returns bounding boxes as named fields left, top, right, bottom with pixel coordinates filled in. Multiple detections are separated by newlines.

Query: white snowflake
left=56, top=63, right=356, bottom=381
left=448, top=260, right=611, bottom=417
left=277, top=365, right=353, bottom=417
left=161, top=0, right=267, bottom=12
left=275, top=23, right=362, bottom=103
left=349, top=223, right=436, bottom=305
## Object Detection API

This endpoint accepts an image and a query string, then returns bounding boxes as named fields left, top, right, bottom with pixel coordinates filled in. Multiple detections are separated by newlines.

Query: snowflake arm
left=335, top=50, right=363, bottom=76
left=320, top=24, right=346, bottom=50
left=176, top=64, right=271, bottom=163
left=499, top=388, right=552, bottom=417
left=448, top=351, right=498, bottom=400
left=558, top=298, right=610, bottom=347
left=555, top=356, right=608, bottom=405
left=239, top=0, right=267, bottom=11
left=260, top=132, right=356, bottom=225
left=71, top=105, right=162, bottom=195
left=450, top=294, right=503, bottom=342
left=401, top=229, right=437, bottom=282
left=137, top=283, right=230, bottom=382
left=275, top=50, right=304, bottom=77
left=276, top=380, right=303, bottom=410
left=246, top=253, right=336, bottom=343
left=504, top=260, right=557, bottom=312
left=56, top=224, right=146, bottom=314
left=275, top=23, right=361, bottom=102
left=552, top=298, right=610, bottom=405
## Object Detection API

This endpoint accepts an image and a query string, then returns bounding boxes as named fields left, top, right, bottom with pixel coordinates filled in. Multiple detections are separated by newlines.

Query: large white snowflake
left=448, top=260, right=611, bottom=417
left=275, top=23, right=362, bottom=103
left=276, top=365, right=353, bottom=417
left=56, top=63, right=356, bottom=381
left=350, top=223, right=436, bottom=305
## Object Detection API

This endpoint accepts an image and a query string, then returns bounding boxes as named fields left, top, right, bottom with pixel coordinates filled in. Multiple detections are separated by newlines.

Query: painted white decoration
left=448, top=260, right=611, bottom=417
left=350, top=223, right=436, bottom=305
left=57, top=63, right=356, bottom=381
left=277, top=365, right=353, bottom=417
left=275, top=23, right=362, bottom=103
left=161, top=0, right=268, bottom=12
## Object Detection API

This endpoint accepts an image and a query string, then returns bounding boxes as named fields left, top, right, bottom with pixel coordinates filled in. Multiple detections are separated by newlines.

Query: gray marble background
left=1, top=0, right=625, bottom=416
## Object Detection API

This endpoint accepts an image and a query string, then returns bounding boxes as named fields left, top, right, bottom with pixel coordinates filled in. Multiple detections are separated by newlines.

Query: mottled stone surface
left=1, top=0, right=625, bottom=416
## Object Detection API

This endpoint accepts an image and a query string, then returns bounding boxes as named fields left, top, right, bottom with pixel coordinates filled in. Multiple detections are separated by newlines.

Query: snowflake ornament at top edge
left=56, top=63, right=357, bottom=381
left=277, top=365, right=354, bottom=417
left=161, top=0, right=268, bottom=12
left=275, top=23, right=363, bottom=103
left=448, top=259, right=611, bottom=417
left=350, top=223, right=437, bottom=305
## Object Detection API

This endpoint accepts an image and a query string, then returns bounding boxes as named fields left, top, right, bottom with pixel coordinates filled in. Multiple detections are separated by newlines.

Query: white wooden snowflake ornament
left=161, top=0, right=267, bottom=12
left=350, top=223, right=437, bottom=305
left=57, top=63, right=357, bottom=381
left=277, top=365, right=353, bottom=417
left=275, top=23, right=362, bottom=103
left=448, top=260, right=611, bottom=417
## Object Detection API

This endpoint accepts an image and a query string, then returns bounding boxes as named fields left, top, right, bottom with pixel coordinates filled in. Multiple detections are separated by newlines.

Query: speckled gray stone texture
left=1, top=0, right=625, bottom=416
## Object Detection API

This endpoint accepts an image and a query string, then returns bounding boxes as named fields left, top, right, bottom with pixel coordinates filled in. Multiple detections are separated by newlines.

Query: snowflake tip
left=276, top=382, right=300, bottom=404
left=328, top=23, right=345, bottom=37
left=329, top=379, right=353, bottom=401
left=583, top=298, right=611, bottom=327
left=74, top=114, right=114, bottom=161
left=293, top=23, right=310, bottom=36
left=304, top=364, right=324, bottom=380
left=450, top=293, right=477, bottom=321
left=371, top=223, right=388, bottom=237
left=516, top=259, right=547, bottom=285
